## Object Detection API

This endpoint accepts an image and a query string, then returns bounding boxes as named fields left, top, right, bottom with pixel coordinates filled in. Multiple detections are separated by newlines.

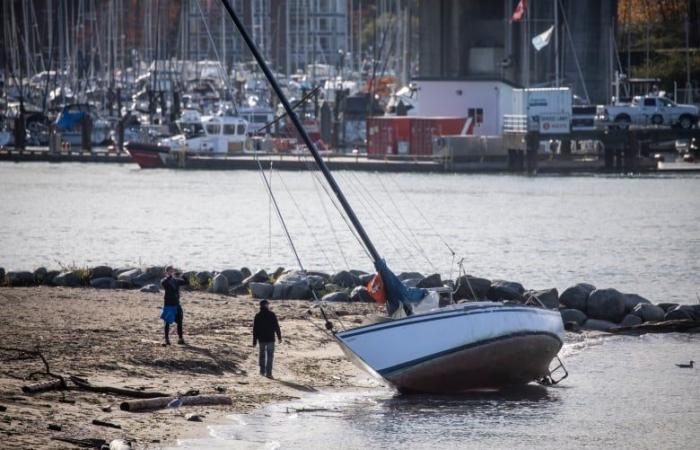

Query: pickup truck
left=600, top=96, right=699, bottom=129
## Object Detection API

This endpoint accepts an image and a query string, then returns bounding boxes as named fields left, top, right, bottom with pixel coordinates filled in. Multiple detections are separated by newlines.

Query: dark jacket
left=253, top=309, right=281, bottom=345
left=161, top=275, right=188, bottom=306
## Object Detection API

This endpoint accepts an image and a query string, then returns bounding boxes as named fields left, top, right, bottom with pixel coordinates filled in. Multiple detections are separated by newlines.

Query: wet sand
left=0, top=287, right=384, bottom=449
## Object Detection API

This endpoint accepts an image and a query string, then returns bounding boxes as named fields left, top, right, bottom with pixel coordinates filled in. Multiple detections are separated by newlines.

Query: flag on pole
left=511, top=0, right=527, bottom=22
left=531, top=25, right=555, bottom=51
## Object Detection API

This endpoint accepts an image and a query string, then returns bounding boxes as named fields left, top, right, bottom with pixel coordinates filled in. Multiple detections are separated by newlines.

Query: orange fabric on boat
left=368, top=273, right=386, bottom=304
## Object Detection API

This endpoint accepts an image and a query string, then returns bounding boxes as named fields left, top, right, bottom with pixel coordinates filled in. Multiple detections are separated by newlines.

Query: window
left=644, top=98, right=656, bottom=107
left=659, top=98, right=674, bottom=107
left=237, top=124, right=246, bottom=135
left=468, top=108, right=484, bottom=124
left=223, top=124, right=238, bottom=135
left=206, top=124, right=221, bottom=135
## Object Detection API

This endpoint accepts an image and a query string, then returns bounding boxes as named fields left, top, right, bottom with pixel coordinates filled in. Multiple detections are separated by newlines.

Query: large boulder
left=665, top=305, right=699, bottom=321
left=240, top=267, right=252, bottom=278
left=131, top=272, right=160, bottom=288
left=117, top=269, right=142, bottom=284
left=619, top=314, right=643, bottom=327
left=0, top=267, right=5, bottom=285
left=582, top=318, right=617, bottom=332
left=523, top=288, right=559, bottom=309
left=195, top=271, right=213, bottom=288
left=306, top=275, right=327, bottom=291
left=398, top=272, right=424, bottom=281
left=212, top=274, right=229, bottom=295
left=219, top=269, right=244, bottom=286
left=322, top=291, right=351, bottom=303
left=402, top=278, right=423, bottom=288
left=113, top=267, right=137, bottom=278
left=657, top=303, right=679, bottom=312
left=359, top=273, right=375, bottom=286
left=350, top=286, right=374, bottom=303
left=417, top=274, right=443, bottom=289
left=560, top=283, right=596, bottom=312
left=453, top=275, right=491, bottom=301
left=587, top=288, right=626, bottom=323
left=270, top=267, right=286, bottom=281
left=560, top=309, right=588, bottom=325
left=139, top=284, right=160, bottom=294
left=7, top=271, right=36, bottom=286
left=487, top=280, right=525, bottom=301
left=632, top=303, right=666, bottom=323
left=243, top=269, right=268, bottom=285
left=33, top=267, right=49, bottom=285
left=144, top=266, right=165, bottom=278
left=249, top=282, right=274, bottom=299
left=53, top=271, right=82, bottom=287
left=273, top=280, right=311, bottom=300
left=89, top=266, right=114, bottom=280
left=45, top=270, right=60, bottom=285
left=331, top=271, right=361, bottom=289
left=622, top=293, right=651, bottom=313
left=90, top=277, right=118, bottom=289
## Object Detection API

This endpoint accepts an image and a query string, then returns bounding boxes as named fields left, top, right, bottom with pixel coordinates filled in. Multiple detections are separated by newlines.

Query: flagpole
left=554, top=0, right=560, bottom=87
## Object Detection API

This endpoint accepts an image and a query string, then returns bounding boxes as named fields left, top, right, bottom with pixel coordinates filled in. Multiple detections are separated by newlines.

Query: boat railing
left=502, top=114, right=528, bottom=133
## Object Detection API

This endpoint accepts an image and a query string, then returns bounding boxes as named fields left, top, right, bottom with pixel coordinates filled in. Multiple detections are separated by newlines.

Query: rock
left=523, top=288, right=559, bottom=309
left=349, top=269, right=368, bottom=277
left=453, top=275, right=491, bottom=300
left=331, top=271, right=361, bottom=289
left=90, top=277, right=118, bottom=289
left=185, top=413, right=204, bottom=422
left=582, top=318, right=617, bottom=332
left=560, top=283, right=596, bottom=312
left=7, top=271, right=36, bottom=287
left=219, top=269, right=244, bottom=286
left=402, top=278, right=422, bottom=288
left=398, top=272, right=424, bottom=281
left=417, top=273, right=443, bottom=289
left=195, top=271, right=213, bottom=288
left=632, top=303, right=665, bottom=323
left=144, top=266, right=165, bottom=278
left=113, top=267, right=137, bottom=278
left=560, top=309, right=588, bottom=325
left=350, top=286, right=374, bottom=303
left=273, top=278, right=312, bottom=300
left=359, top=273, right=374, bottom=285
left=131, top=272, right=160, bottom=288
left=240, top=267, right=252, bottom=278
left=45, top=270, right=60, bottom=285
left=139, top=284, right=160, bottom=293
left=622, top=293, right=651, bottom=313
left=306, top=275, right=326, bottom=290
left=116, top=280, right=133, bottom=289
left=587, top=288, right=626, bottom=323
left=564, top=321, right=582, bottom=332
left=109, top=439, right=133, bottom=450
left=487, top=280, right=525, bottom=301
left=53, top=271, right=82, bottom=287
left=117, top=269, right=142, bottom=284
left=0, top=267, right=5, bottom=285
left=270, top=267, right=286, bottom=281
left=89, top=265, right=114, bottom=280
left=249, top=282, right=274, bottom=299
left=33, top=267, right=48, bottom=284
left=620, top=314, right=643, bottom=327
left=665, top=305, right=699, bottom=321
left=307, top=271, right=331, bottom=281
left=243, top=269, right=268, bottom=285
left=657, top=303, right=679, bottom=312
left=322, top=291, right=351, bottom=302
left=212, top=274, right=229, bottom=294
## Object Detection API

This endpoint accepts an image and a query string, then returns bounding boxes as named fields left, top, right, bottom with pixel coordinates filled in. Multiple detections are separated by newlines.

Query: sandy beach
left=0, top=287, right=385, bottom=449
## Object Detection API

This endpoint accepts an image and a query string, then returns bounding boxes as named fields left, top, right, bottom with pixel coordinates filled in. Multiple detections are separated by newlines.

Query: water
left=1, top=162, right=699, bottom=304
left=173, top=335, right=699, bottom=450
left=2, top=163, right=699, bottom=448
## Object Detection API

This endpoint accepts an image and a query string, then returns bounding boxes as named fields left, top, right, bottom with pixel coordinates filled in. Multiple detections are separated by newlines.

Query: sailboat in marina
left=218, top=0, right=565, bottom=394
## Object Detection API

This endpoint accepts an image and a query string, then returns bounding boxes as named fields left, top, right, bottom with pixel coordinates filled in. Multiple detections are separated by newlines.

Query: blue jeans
left=258, top=341, right=275, bottom=376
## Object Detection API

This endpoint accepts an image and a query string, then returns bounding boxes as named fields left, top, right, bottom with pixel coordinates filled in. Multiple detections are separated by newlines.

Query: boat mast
left=217, top=0, right=382, bottom=264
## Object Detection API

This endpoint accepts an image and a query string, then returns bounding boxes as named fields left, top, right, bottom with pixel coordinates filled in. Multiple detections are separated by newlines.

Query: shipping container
left=367, top=116, right=412, bottom=156
left=409, top=117, right=469, bottom=155
left=511, top=88, right=572, bottom=134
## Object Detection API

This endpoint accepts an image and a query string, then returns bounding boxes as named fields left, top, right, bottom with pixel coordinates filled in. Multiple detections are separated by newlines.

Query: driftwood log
left=70, top=376, right=170, bottom=398
left=120, top=395, right=232, bottom=412
left=610, top=319, right=700, bottom=335
left=22, top=379, right=66, bottom=394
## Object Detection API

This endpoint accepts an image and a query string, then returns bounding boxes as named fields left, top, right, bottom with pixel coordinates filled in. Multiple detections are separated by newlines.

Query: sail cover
left=375, top=259, right=428, bottom=316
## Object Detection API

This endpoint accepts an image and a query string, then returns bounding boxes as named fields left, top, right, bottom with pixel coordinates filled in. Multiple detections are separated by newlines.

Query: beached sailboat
left=219, top=0, right=565, bottom=394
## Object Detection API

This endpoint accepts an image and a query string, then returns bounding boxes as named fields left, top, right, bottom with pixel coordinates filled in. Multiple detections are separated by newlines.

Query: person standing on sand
left=160, top=266, right=188, bottom=346
left=252, top=300, right=282, bottom=378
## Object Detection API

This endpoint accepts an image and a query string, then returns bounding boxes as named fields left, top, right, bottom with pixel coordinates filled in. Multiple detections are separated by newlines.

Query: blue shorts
left=160, top=305, right=180, bottom=324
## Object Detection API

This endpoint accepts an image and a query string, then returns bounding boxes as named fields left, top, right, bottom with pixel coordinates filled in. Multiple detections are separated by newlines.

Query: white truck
left=600, top=95, right=699, bottom=129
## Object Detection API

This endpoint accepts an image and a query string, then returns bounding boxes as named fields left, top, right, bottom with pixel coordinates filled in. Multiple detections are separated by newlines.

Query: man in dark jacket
left=252, top=300, right=282, bottom=378
left=160, top=266, right=188, bottom=346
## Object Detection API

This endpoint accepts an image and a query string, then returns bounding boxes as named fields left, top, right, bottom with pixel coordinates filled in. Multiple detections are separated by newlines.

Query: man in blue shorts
left=160, top=266, right=189, bottom=346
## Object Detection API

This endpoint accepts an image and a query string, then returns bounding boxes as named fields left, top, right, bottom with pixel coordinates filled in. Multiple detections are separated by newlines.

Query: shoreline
left=0, top=287, right=384, bottom=449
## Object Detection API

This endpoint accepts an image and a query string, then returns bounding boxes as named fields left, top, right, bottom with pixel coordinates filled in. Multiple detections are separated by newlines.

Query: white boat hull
left=336, top=302, right=564, bottom=393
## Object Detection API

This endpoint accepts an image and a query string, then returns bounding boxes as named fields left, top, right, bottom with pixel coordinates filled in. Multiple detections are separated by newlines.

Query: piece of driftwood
left=120, top=394, right=232, bottom=412
left=50, top=436, right=106, bottom=448
left=21, top=379, right=66, bottom=394
left=610, top=319, right=700, bottom=335
left=92, top=419, right=121, bottom=429
left=70, top=376, right=170, bottom=398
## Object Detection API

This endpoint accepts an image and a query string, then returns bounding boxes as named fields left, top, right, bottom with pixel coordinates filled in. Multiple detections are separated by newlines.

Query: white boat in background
left=336, top=302, right=564, bottom=394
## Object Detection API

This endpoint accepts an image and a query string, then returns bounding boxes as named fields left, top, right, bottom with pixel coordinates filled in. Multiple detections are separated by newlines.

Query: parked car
left=599, top=95, right=699, bottom=129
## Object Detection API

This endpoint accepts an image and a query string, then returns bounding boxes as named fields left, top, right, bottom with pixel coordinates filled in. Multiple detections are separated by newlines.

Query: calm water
left=172, top=334, right=700, bottom=450
left=2, top=162, right=699, bottom=449
left=1, top=162, right=698, bottom=304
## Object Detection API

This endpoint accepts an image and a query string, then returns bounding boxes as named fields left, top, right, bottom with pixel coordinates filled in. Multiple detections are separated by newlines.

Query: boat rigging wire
left=309, top=169, right=352, bottom=269
left=255, top=156, right=304, bottom=271
left=254, top=86, right=322, bottom=134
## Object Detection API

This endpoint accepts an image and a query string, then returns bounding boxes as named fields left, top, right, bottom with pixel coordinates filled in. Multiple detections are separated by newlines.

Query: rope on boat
left=310, top=167, right=352, bottom=268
